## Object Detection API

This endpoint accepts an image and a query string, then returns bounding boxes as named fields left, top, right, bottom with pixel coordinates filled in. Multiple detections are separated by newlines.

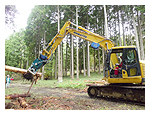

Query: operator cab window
left=124, top=49, right=137, bottom=65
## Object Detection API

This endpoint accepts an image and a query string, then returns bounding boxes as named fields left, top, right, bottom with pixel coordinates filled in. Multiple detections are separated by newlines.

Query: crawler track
left=87, top=84, right=145, bottom=103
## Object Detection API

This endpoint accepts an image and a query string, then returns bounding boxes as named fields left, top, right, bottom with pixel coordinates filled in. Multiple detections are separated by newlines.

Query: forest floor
left=5, top=80, right=145, bottom=110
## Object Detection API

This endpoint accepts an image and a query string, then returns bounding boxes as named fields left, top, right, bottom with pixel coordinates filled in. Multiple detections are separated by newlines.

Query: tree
left=41, top=31, right=46, bottom=80
left=117, top=5, right=122, bottom=46
left=86, top=7, right=90, bottom=77
left=136, top=6, right=145, bottom=60
left=132, top=10, right=141, bottom=60
left=76, top=5, right=79, bottom=80
left=57, top=5, right=63, bottom=82
left=5, top=29, right=27, bottom=68
left=103, top=5, right=109, bottom=76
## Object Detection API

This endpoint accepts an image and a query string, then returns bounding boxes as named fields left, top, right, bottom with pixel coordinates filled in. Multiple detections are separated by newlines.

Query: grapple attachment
left=28, top=54, right=48, bottom=75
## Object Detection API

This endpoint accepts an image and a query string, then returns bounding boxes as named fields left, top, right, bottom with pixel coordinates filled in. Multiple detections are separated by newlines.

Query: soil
left=5, top=82, right=145, bottom=110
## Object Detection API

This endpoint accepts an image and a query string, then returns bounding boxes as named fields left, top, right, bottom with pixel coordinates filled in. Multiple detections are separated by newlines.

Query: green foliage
left=5, top=29, right=27, bottom=68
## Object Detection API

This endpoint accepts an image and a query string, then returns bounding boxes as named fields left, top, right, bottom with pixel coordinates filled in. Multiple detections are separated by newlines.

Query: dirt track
left=5, top=82, right=145, bottom=110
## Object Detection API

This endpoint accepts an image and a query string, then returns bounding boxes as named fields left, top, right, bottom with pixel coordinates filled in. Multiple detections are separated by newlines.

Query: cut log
left=5, top=65, right=42, bottom=79
left=5, top=93, right=31, bottom=99
left=18, top=97, right=29, bottom=108
left=85, top=80, right=108, bottom=84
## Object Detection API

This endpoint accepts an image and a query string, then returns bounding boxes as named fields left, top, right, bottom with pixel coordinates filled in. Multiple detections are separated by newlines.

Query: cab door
left=122, top=48, right=141, bottom=77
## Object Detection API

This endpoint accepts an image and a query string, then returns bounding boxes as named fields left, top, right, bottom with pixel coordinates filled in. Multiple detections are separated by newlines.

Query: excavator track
left=87, top=84, right=145, bottom=103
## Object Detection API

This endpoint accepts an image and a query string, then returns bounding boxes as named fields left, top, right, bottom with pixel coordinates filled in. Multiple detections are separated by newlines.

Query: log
left=85, top=80, right=108, bottom=84
left=18, top=97, right=29, bottom=108
left=5, top=93, right=31, bottom=99
left=5, top=65, right=42, bottom=77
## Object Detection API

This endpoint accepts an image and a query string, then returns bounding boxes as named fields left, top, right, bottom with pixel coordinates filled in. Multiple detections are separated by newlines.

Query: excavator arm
left=42, top=21, right=114, bottom=59
left=27, top=21, right=115, bottom=75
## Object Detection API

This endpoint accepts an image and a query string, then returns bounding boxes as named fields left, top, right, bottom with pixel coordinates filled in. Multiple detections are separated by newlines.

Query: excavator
left=24, top=21, right=145, bottom=103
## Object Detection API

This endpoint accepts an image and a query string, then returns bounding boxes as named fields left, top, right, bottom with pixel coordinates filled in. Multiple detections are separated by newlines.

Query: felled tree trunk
left=5, top=93, right=31, bottom=99
left=5, top=65, right=42, bottom=81
left=5, top=65, right=42, bottom=76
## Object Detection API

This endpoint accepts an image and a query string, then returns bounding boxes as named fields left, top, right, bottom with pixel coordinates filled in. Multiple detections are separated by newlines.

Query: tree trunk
left=5, top=65, right=42, bottom=77
left=132, top=14, right=141, bottom=60
left=65, top=37, right=68, bottom=77
left=83, top=39, right=86, bottom=77
left=42, top=31, right=45, bottom=81
left=26, top=59, right=28, bottom=69
left=104, top=5, right=109, bottom=38
left=57, top=5, right=62, bottom=82
left=87, top=13, right=90, bottom=77
left=103, top=5, right=109, bottom=76
left=137, top=11, right=144, bottom=60
left=55, top=49, right=57, bottom=79
left=60, top=12, right=63, bottom=78
left=94, top=50, right=96, bottom=72
left=98, top=48, right=101, bottom=74
left=61, top=42, right=63, bottom=77
left=5, top=93, right=31, bottom=99
left=117, top=5, right=122, bottom=46
left=70, top=6, right=74, bottom=79
left=120, top=7, right=126, bottom=46
left=76, top=5, right=79, bottom=80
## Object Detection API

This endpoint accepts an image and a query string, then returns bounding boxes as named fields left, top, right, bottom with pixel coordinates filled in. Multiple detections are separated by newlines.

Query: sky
left=5, top=5, right=35, bottom=39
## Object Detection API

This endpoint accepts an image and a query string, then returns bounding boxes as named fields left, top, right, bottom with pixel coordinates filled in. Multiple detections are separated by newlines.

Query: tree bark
left=55, top=49, right=57, bottom=79
left=98, top=48, right=101, bottom=74
left=57, top=5, right=62, bottom=82
left=42, top=31, right=45, bottom=81
left=94, top=50, right=96, bottom=72
left=103, top=5, right=109, bottom=76
left=104, top=5, right=109, bottom=38
left=120, top=7, right=126, bottom=46
left=76, top=5, right=79, bottom=80
left=132, top=14, right=141, bottom=60
left=5, top=93, right=31, bottom=99
left=137, top=11, right=144, bottom=60
left=83, top=39, right=86, bottom=77
left=87, top=13, right=90, bottom=77
left=117, top=5, right=122, bottom=46
left=70, top=6, right=74, bottom=79
left=65, top=37, right=68, bottom=77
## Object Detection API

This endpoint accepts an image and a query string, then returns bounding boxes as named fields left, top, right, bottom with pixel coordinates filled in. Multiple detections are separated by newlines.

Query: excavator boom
left=42, top=21, right=114, bottom=59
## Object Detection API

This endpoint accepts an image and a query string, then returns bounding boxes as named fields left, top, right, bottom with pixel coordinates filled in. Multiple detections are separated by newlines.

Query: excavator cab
left=122, top=48, right=141, bottom=77
left=106, top=46, right=142, bottom=84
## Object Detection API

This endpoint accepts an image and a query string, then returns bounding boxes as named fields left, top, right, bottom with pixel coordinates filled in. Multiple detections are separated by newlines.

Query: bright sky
left=5, top=5, right=35, bottom=39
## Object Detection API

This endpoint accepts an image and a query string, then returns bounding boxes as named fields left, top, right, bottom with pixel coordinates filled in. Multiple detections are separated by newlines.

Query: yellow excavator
left=24, top=21, right=145, bottom=103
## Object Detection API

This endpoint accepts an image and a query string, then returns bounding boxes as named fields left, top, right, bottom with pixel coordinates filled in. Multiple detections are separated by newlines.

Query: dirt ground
left=5, top=82, right=145, bottom=110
